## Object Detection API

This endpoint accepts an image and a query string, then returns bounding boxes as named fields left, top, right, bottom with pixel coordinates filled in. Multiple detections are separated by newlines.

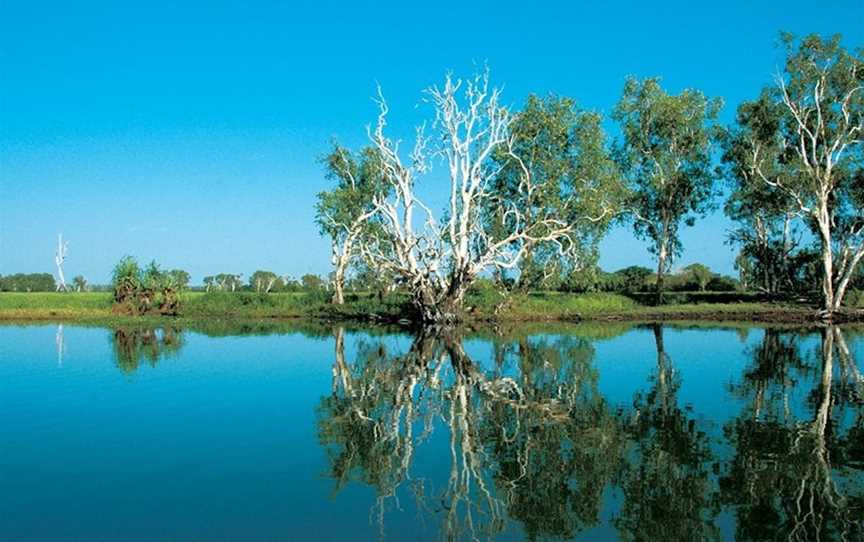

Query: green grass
left=0, top=289, right=827, bottom=324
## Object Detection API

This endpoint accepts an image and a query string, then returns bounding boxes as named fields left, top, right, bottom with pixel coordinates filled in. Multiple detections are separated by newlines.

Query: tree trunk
left=655, top=243, right=667, bottom=306
left=652, top=324, right=670, bottom=417
left=817, top=213, right=836, bottom=315
left=411, top=275, right=468, bottom=325
left=332, top=266, right=345, bottom=305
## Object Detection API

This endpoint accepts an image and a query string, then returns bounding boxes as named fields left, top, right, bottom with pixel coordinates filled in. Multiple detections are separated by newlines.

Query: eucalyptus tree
left=613, top=77, right=722, bottom=303
left=683, top=263, right=712, bottom=291
left=487, top=94, right=624, bottom=291
left=315, top=144, right=387, bottom=304
left=722, top=92, right=804, bottom=295
left=359, top=71, right=624, bottom=323
left=72, top=275, right=87, bottom=292
left=724, top=34, right=863, bottom=315
left=249, top=270, right=282, bottom=293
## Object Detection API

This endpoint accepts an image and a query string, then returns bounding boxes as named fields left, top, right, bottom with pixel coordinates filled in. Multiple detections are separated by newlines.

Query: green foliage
left=683, top=263, right=713, bottom=292
left=1, top=273, right=55, bottom=292
left=166, top=269, right=190, bottom=290
left=111, top=257, right=183, bottom=315
left=203, top=273, right=243, bottom=292
left=489, top=95, right=625, bottom=287
left=0, top=273, right=56, bottom=292
left=249, top=270, right=284, bottom=293
left=613, top=77, right=722, bottom=294
left=722, top=32, right=864, bottom=309
left=72, top=275, right=87, bottom=292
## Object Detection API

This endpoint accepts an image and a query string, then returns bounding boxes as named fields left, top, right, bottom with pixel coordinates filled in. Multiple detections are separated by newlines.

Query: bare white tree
left=55, top=233, right=69, bottom=292
left=361, top=72, right=613, bottom=323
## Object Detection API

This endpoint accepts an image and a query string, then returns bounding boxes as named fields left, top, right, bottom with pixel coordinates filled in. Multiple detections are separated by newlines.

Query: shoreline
left=1, top=304, right=860, bottom=327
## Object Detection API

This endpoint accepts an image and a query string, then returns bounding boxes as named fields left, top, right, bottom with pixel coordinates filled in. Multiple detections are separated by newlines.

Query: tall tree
left=721, top=92, right=804, bottom=295
left=727, top=33, right=863, bottom=315
left=359, top=71, right=624, bottom=323
left=488, top=94, right=624, bottom=291
left=316, top=145, right=387, bottom=304
left=613, top=77, right=722, bottom=303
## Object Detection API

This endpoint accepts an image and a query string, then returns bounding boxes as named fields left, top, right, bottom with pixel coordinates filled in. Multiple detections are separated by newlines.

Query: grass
left=0, top=289, right=832, bottom=324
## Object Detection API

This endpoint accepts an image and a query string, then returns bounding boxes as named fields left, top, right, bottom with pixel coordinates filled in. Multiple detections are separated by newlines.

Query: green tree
left=683, top=263, right=713, bottom=292
left=721, top=91, right=804, bottom=295
left=489, top=95, right=624, bottom=291
left=613, top=77, right=722, bottom=303
left=727, top=33, right=864, bottom=314
left=249, top=270, right=283, bottom=293
left=301, top=273, right=324, bottom=291
left=72, top=275, right=87, bottom=292
left=166, top=269, right=190, bottom=290
left=210, top=273, right=243, bottom=292
left=612, top=265, right=653, bottom=292
left=316, top=144, right=387, bottom=305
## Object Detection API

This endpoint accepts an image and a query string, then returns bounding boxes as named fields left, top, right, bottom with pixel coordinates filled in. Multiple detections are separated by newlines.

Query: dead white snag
left=55, top=234, right=69, bottom=292
left=361, top=72, right=601, bottom=323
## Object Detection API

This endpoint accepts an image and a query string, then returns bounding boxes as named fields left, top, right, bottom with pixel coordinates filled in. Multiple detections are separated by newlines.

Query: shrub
left=111, top=257, right=182, bottom=315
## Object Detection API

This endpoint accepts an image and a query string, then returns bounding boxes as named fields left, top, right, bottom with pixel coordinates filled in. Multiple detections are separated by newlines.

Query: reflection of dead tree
left=55, top=324, right=65, bottom=366
left=321, top=329, right=602, bottom=541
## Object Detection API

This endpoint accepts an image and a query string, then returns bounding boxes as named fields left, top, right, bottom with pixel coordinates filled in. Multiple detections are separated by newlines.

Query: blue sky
left=1, top=1, right=862, bottom=284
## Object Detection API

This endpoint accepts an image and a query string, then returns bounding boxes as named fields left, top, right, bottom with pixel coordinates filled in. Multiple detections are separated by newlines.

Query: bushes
left=112, top=257, right=183, bottom=315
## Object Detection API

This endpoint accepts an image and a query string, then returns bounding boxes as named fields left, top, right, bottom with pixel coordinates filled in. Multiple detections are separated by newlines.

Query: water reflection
left=318, top=325, right=864, bottom=541
left=111, top=326, right=184, bottom=374
left=722, top=327, right=864, bottom=541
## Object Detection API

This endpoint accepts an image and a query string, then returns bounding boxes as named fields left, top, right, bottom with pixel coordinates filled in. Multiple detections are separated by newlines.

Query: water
left=1, top=321, right=862, bottom=541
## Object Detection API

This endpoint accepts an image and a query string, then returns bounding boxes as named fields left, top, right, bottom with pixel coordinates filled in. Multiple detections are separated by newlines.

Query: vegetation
left=0, top=273, right=56, bottom=292
left=613, top=76, right=722, bottom=304
left=3, top=32, right=861, bottom=325
left=111, top=257, right=183, bottom=316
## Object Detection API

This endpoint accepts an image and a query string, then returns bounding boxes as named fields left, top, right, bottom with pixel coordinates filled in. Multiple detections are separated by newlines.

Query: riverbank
left=0, top=290, right=856, bottom=325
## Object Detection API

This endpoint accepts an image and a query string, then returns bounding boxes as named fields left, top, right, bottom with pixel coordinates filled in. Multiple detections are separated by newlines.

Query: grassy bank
left=0, top=290, right=837, bottom=324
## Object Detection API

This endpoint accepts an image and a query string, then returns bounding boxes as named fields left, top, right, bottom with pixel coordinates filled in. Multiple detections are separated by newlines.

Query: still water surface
left=1, top=322, right=862, bottom=541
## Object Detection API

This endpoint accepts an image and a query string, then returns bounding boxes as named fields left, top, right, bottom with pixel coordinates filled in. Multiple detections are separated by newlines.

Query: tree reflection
left=721, top=326, right=864, bottom=541
left=316, top=324, right=864, bottom=541
left=318, top=327, right=628, bottom=541
left=111, top=326, right=184, bottom=374
left=613, top=324, right=720, bottom=541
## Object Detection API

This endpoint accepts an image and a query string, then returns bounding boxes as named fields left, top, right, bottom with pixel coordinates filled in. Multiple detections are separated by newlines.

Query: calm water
left=1, top=321, right=862, bottom=541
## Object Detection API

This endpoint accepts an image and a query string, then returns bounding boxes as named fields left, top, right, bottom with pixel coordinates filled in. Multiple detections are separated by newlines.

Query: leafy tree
left=612, top=265, right=653, bottom=292
left=726, top=33, right=864, bottom=314
left=613, top=77, right=722, bottom=303
left=301, top=273, right=324, bottom=291
left=166, top=269, right=190, bottom=290
left=72, top=275, right=87, bottom=292
left=249, top=270, right=283, bottom=293
left=316, top=144, right=387, bottom=304
left=354, top=72, right=625, bottom=323
left=683, top=263, right=713, bottom=292
left=205, top=273, right=243, bottom=292
left=488, top=94, right=625, bottom=291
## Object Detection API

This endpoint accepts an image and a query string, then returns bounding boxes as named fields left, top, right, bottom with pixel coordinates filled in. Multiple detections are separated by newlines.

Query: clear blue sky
left=2, top=1, right=862, bottom=284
